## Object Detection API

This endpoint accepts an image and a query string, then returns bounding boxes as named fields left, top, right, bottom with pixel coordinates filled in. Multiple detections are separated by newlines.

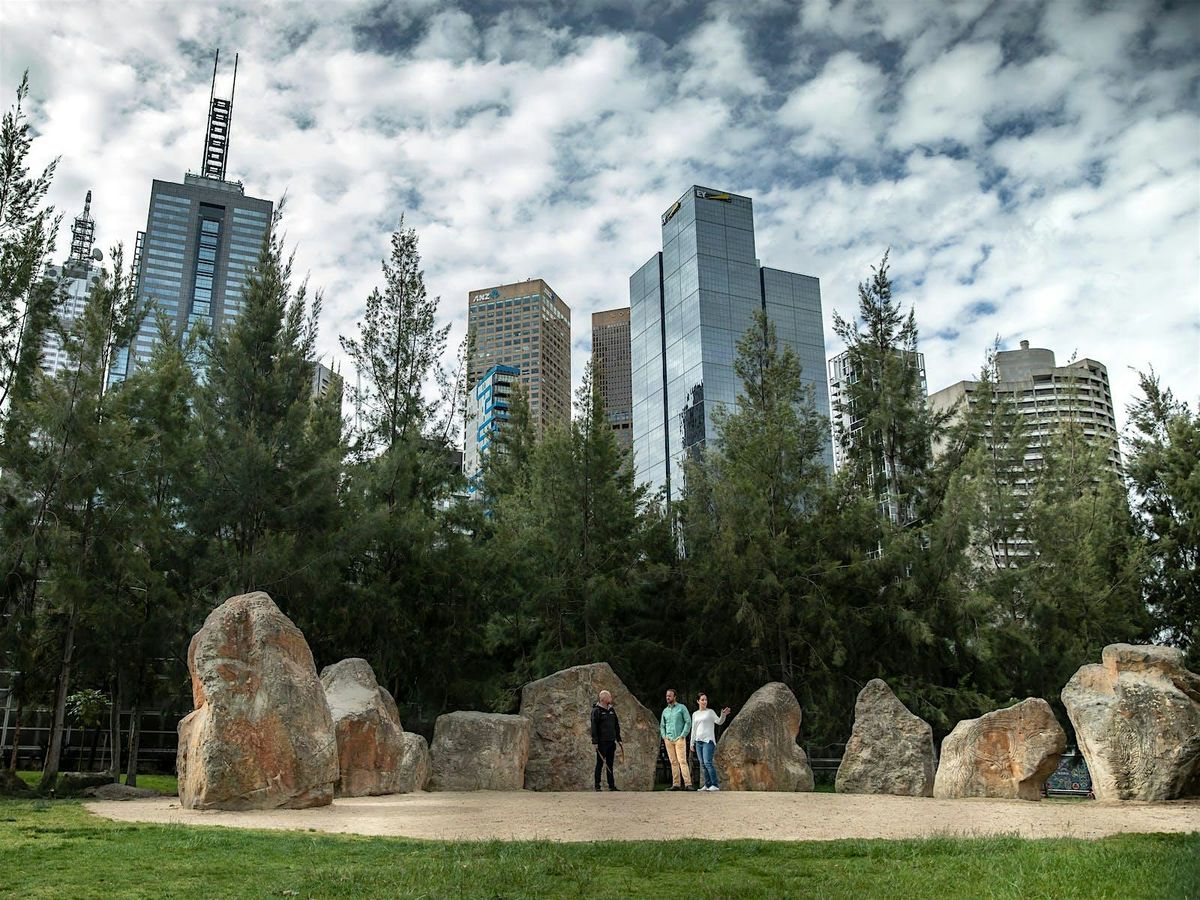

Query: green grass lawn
left=0, top=798, right=1196, bottom=899
left=14, top=771, right=178, bottom=795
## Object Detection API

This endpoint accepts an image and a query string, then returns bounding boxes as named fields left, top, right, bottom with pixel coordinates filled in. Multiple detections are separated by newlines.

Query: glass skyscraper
left=111, top=175, right=272, bottom=381
left=629, top=186, right=833, bottom=500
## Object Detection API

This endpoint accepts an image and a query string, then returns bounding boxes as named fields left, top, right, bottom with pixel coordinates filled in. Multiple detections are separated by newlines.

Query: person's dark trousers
left=594, top=740, right=617, bottom=789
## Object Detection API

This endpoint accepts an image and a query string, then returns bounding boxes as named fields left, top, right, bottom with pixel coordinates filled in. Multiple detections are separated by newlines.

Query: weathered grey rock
left=836, top=678, right=935, bottom=796
left=396, top=731, right=431, bottom=793
left=519, top=662, right=659, bottom=792
left=933, top=698, right=1065, bottom=800
left=53, top=772, right=115, bottom=795
left=321, top=658, right=407, bottom=797
left=177, top=592, right=337, bottom=810
left=1062, top=643, right=1200, bottom=801
left=84, top=782, right=160, bottom=800
left=715, top=682, right=814, bottom=791
left=428, top=712, right=531, bottom=791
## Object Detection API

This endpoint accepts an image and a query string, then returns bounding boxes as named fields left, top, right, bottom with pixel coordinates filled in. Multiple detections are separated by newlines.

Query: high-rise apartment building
left=41, top=192, right=104, bottom=379
left=111, top=52, right=272, bottom=383
left=464, top=364, right=519, bottom=496
left=591, top=307, right=632, bottom=451
left=929, top=341, right=1120, bottom=471
left=466, top=279, right=571, bottom=434
left=929, top=340, right=1120, bottom=564
left=312, top=361, right=342, bottom=402
left=629, top=186, right=833, bottom=500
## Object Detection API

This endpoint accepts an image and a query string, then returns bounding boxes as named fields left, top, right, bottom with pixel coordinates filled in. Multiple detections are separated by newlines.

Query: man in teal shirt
left=660, top=688, right=693, bottom=790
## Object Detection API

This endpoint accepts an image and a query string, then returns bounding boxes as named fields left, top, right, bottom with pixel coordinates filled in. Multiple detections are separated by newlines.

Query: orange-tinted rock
left=177, top=592, right=337, bottom=810
left=933, top=698, right=1065, bottom=801
left=321, top=658, right=406, bottom=797
left=715, top=682, right=814, bottom=791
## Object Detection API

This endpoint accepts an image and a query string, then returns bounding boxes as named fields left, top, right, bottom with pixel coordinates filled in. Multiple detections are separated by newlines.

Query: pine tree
left=0, top=73, right=60, bottom=422
left=192, top=211, right=344, bottom=603
left=832, top=252, right=937, bottom=527
left=1124, top=369, right=1199, bottom=664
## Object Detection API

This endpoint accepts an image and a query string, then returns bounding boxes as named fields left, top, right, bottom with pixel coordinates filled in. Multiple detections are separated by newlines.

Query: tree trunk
left=125, top=695, right=142, bottom=787
left=40, top=610, right=77, bottom=790
left=107, top=671, right=122, bottom=777
left=7, top=703, right=21, bottom=771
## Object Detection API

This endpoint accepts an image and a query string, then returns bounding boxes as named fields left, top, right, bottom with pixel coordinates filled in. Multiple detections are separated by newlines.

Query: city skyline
left=4, top=0, right=1197, bottom=428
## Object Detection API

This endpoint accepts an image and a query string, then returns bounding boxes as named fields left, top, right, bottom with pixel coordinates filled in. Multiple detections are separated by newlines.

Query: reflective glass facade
left=111, top=174, right=271, bottom=382
left=630, top=186, right=833, bottom=500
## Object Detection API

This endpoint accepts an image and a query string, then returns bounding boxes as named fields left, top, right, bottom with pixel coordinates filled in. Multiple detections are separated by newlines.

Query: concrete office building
left=466, top=279, right=571, bottom=435
left=312, top=361, right=342, bottom=402
left=41, top=192, right=104, bottom=379
left=463, top=364, right=520, bottom=497
left=111, top=52, right=272, bottom=383
left=591, top=307, right=633, bottom=451
left=629, top=186, right=833, bottom=500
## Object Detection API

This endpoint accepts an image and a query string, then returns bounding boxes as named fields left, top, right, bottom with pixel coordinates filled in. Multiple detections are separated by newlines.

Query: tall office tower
left=591, top=307, right=633, bottom=451
left=827, top=346, right=928, bottom=522
left=41, top=192, right=104, bottom=378
left=929, top=340, right=1120, bottom=562
left=111, top=52, right=272, bottom=383
left=466, top=279, right=571, bottom=434
left=464, top=364, right=519, bottom=496
left=629, top=186, right=833, bottom=501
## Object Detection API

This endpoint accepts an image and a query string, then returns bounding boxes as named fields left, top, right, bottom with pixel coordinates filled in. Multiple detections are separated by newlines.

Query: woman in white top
left=690, top=693, right=731, bottom=791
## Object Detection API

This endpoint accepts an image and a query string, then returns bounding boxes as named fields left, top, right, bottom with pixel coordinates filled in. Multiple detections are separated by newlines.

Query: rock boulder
left=836, top=679, right=935, bottom=796
left=396, top=731, right=431, bottom=793
left=715, top=682, right=814, bottom=791
left=320, top=658, right=407, bottom=797
left=428, top=712, right=531, bottom=791
left=519, top=663, right=659, bottom=791
left=83, top=783, right=160, bottom=800
left=933, top=698, right=1065, bottom=800
left=1062, top=643, right=1200, bottom=801
left=177, top=592, right=337, bottom=810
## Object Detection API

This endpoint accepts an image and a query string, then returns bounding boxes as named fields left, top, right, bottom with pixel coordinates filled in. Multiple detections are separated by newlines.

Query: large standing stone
left=1062, top=643, right=1200, bottom=801
left=836, top=678, right=936, bottom=796
left=715, top=682, right=814, bottom=791
left=396, top=731, right=431, bottom=793
left=427, top=712, right=531, bottom=791
left=933, top=698, right=1065, bottom=801
left=519, top=662, right=659, bottom=792
left=177, top=592, right=337, bottom=810
left=320, top=658, right=406, bottom=797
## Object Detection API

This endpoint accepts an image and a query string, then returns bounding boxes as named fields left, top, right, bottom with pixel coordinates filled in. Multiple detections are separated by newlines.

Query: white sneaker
left=708, top=786, right=720, bottom=791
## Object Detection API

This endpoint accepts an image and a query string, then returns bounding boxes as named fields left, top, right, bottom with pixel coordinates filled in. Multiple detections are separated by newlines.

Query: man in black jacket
left=590, top=690, right=622, bottom=791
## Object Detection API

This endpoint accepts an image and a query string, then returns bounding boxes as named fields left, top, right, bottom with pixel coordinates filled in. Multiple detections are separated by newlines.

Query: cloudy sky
left=4, top=0, right=1198, bottom=427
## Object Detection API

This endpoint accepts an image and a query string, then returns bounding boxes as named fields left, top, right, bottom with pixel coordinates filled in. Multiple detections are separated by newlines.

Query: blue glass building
left=629, top=186, right=833, bottom=500
left=111, top=174, right=272, bottom=381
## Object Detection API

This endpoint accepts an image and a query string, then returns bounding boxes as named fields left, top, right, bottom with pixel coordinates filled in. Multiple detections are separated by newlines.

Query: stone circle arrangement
left=176, top=591, right=1200, bottom=810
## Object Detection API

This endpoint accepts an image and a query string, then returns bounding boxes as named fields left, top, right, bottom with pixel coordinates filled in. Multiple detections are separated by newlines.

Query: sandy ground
left=88, top=791, right=1200, bottom=843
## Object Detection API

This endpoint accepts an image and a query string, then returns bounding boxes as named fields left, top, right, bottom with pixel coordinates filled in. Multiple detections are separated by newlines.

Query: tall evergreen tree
left=1124, top=369, right=1199, bottom=665
left=832, top=252, right=938, bottom=527
left=192, top=211, right=344, bottom=605
left=0, top=73, right=60, bottom=423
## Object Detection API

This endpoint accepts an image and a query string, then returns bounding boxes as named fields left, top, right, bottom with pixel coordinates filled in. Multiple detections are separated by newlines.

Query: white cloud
left=0, top=0, right=1195, bottom=446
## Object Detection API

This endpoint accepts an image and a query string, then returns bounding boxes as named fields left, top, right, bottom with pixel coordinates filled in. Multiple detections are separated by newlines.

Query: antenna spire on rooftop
left=69, top=189, right=96, bottom=266
left=201, top=49, right=238, bottom=181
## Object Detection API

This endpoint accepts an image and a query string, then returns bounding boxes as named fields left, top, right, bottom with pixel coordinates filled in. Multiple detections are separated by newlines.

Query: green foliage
left=65, top=690, right=108, bottom=727
left=1125, top=369, right=1200, bottom=666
